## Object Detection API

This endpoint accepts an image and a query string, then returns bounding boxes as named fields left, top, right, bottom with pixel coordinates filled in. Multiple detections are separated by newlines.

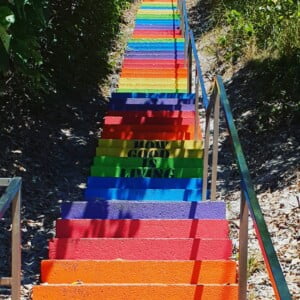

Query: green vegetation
left=212, top=0, right=300, bottom=129
left=0, top=0, right=131, bottom=98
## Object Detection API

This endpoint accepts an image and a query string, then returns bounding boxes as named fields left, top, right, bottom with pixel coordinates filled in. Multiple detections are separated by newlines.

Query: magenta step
left=49, top=238, right=232, bottom=260
left=56, top=219, right=229, bottom=238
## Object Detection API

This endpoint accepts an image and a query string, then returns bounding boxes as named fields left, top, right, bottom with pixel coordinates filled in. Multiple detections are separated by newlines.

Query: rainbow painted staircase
left=32, top=0, right=238, bottom=299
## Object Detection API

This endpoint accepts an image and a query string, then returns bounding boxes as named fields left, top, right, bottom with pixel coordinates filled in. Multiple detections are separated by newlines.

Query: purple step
left=61, top=201, right=226, bottom=219
left=109, top=98, right=195, bottom=105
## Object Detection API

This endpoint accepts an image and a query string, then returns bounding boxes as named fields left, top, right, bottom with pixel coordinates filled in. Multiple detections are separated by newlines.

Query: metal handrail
left=0, top=177, right=22, bottom=300
left=177, top=0, right=292, bottom=299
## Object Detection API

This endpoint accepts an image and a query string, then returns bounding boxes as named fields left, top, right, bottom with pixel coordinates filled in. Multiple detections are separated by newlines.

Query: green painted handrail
left=215, top=76, right=291, bottom=299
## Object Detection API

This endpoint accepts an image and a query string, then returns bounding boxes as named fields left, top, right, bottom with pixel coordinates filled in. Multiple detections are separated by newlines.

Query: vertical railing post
left=194, top=70, right=200, bottom=140
left=239, top=190, right=249, bottom=300
left=202, top=90, right=215, bottom=201
left=187, top=37, right=192, bottom=92
left=11, top=188, right=21, bottom=300
left=210, top=92, right=220, bottom=200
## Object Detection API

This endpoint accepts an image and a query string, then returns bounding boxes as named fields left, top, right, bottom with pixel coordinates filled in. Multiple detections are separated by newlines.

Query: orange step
left=40, top=260, right=237, bottom=284
left=32, top=284, right=238, bottom=300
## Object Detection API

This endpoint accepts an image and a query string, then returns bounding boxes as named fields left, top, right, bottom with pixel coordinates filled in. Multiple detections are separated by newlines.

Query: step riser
left=41, top=260, right=236, bottom=284
left=61, top=201, right=226, bottom=220
left=101, top=131, right=198, bottom=140
left=87, top=177, right=203, bottom=189
left=107, top=104, right=195, bottom=111
left=105, top=111, right=195, bottom=118
left=111, top=93, right=194, bottom=99
left=95, top=148, right=203, bottom=158
left=102, top=125, right=196, bottom=133
left=104, top=117, right=195, bottom=125
left=90, top=166, right=203, bottom=178
left=108, top=98, right=195, bottom=105
left=56, top=219, right=229, bottom=238
left=49, top=238, right=232, bottom=260
left=97, top=139, right=202, bottom=149
left=84, top=188, right=202, bottom=201
left=32, top=285, right=238, bottom=300
left=93, top=156, right=203, bottom=168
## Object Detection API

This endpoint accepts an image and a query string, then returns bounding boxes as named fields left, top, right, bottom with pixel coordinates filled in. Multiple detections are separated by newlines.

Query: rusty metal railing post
left=210, top=93, right=220, bottom=200
left=11, top=188, right=21, bottom=300
left=239, top=190, right=249, bottom=300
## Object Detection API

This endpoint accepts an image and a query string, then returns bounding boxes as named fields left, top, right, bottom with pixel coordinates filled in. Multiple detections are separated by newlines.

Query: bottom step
left=32, top=284, right=238, bottom=300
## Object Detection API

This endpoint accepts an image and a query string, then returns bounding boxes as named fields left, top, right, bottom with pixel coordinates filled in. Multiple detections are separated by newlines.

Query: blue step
left=125, top=53, right=185, bottom=59
left=109, top=98, right=195, bottom=105
left=84, top=188, right=202, bottom=201
left=87, top=177, right=203, bottom=189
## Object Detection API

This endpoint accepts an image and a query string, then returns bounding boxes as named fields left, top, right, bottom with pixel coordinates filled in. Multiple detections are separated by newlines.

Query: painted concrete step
left=61, top=201, right=226, bottom=219
left=84, top=188, right=202, bottom=201
left=95, top=147, right=203, bottom=158
left=90, top=166, right=203, bottom=178
left=56, top=219, right=228, bottom=238
left=107, top=103, right=194, bottom=111
left=101, top=130, right=198, bottom=140
left=116, top=88, right=188, bottom=94
left=93, top=156, right=203, bottom=168
left=104, top=116, right=195, bottom=125
left=134, top=25, right=180, bottom=30
left=32, top=284, right=238, bottom=300
left=97, top=139, right=202, bottom=149
left=129, top=38, right=185, bottom=42
left=111, top=92, right=194, bottom=100
left=40, top=260, right=236, bottom=284
left=124, top=53, right=185, bottom=59
left=48, top=238, right=232, bottom=260
left=102, top=124, right=195, bottom=133
left=109, top=97, right=195, bottom=105
left=105, top=111, right=196, bottom=118
left=136, top=14, right=180, bottom=19
left=127, top=43, right=184, bottom=49
left=123, top=58, right=185, bottom=63
left=132, top=34, right=183, bottom=39
left=87, top=177, right=203, bottom=189
left=121, top=69, right=187, bottom=78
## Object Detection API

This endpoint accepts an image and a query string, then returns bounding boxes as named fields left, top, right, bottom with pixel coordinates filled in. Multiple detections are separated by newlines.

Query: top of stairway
left=111, top=93, right=195, bottom=100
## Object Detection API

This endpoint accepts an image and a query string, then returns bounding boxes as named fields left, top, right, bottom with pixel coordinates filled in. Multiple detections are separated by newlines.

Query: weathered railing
left=0, top=177, right=22, bottom=300
left=177, top=0, right=292, bottom=299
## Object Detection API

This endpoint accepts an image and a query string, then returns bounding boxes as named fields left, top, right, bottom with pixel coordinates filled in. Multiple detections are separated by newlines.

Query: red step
left=104, top=116, right=194, bottom=125
left=48, top=238, right=232, bottom=260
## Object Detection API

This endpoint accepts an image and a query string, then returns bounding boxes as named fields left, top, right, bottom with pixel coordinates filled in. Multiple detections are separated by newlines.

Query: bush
left=0, top=0, right=131, bottom=98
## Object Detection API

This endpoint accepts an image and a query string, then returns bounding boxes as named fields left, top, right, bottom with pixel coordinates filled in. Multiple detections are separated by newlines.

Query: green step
left=91, top=166, right=203, bottom=178
left=96, top=147, right=203, bottom=158
left=93, top=156, right=203, bottom=168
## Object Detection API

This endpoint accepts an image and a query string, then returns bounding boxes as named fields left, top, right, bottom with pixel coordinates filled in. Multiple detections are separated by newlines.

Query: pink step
left=56, top=219, right=229, bottom=238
